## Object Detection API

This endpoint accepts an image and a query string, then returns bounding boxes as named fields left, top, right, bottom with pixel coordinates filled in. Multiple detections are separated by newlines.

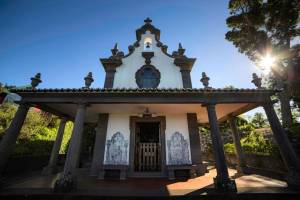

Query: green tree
left=0, top=103, right=17, bottom=136
left=0, top=103, right=73, bottom=156
left=225, top=0, right=300, bottom=125
left=251, top=112, right=268, bottom=128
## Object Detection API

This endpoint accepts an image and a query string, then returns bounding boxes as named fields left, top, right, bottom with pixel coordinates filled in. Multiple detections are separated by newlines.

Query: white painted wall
left=103, top=113, right=192, bottom=166
left=103, top=114, right=130, bottom=165
left=165, top=114, right=192, bottom=165
left=113, top=31, right=183, bottom=88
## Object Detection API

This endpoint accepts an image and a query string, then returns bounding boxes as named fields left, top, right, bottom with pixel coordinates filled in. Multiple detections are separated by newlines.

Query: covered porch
left=0, top=88, right=300, bottom=193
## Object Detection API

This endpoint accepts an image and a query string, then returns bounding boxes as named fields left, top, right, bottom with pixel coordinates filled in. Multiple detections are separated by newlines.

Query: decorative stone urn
left=200, top=72, right=210, bottom=88
left=30, top=73, right=42, bottom=89
left=53, top=173, right=76, bottom=193
left=84, top=72, right=94, bottom=88
left=251, top=73, right=262, bottom=89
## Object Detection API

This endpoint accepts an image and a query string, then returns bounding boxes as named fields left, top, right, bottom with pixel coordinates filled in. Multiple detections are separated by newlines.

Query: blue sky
left=0, top=0, right=261, bottom=89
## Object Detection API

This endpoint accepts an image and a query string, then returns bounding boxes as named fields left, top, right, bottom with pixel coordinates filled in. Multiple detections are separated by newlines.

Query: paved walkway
left=1, top=166, right=290, bottom=196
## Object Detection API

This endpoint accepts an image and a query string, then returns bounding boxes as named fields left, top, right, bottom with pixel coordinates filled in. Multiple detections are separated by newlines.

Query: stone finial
left=178, top=43, right=185, bottom=56
left=162, top=45, right=168, bottom=53
left=179, top=43, right=183, bottom=49
left=30, top=73, right=42, bottom=89
left=200, top=72, right=210, bottom=88
left=111, top=43, right=118, bottom=56
left=251, top=73, right=262, bottom=89
left=84, top=72, right=94, bottom=88
left=110, top=43, right=124, bottom=59
left=144, top=17, right=152, bottom=24
left=128, top=45, right=134, bottom=53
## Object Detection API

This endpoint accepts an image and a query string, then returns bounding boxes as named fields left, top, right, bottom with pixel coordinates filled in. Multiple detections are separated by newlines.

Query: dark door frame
left=129, top=116, right=166, bottom=177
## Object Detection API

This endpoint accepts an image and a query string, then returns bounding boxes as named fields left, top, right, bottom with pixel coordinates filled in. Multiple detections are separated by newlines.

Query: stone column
left=104, top=69, right=116, bottom=88
left=0, top=103, right=29, bottom=176
left=42, top=118, right=67, bottom=175
left=187, top=113, right=206, bottom=176
left=206, top=104, right=237, bottom=192
left=90, top=113, right=109, bottom=176
left=278, top=91, right=293, bottom=127
left=229, top=117, right=248, bottom=174
left=263, top=103, right=300, bottom=189
left=54, top=103, right=86, bottom=192
left=180, top=70, right=192, bottom=88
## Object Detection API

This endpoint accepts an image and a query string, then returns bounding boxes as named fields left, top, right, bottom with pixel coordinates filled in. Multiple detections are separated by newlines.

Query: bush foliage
left=0, top=103, right=73, bottom=156
left=201, top=113, right=282, bottom=156
left=224, top=130, right=279, bottom=156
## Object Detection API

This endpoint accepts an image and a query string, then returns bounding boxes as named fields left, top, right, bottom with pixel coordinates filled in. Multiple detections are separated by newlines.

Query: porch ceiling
left=40, top=103, right=258, bottom=124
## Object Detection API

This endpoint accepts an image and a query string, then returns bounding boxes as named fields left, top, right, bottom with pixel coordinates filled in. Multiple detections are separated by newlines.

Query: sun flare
left=258, top=53, right=276, bottom=74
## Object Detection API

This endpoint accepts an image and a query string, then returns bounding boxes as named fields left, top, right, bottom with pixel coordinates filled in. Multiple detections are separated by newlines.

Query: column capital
left=202, top=103, right=217, bottom=108
left=228, top=114, right=237, bottom=121
left=105, top=68, right=117, bottom=73
left=59, top=117, right=68, bottom=123
left=18, top=101, right=31, bottom=107
left=262, top=100, right=277, bottom=106
left=180, top=68, right=191, bottom=72
left=74, top=101, right=89, bottom=108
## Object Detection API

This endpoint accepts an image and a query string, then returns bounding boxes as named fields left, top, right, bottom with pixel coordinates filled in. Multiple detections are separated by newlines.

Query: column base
left=236, top=166, right=251, bottom=175
left=213, top=177, right=237, bottom=193
left=98, top=165, right=128, bottom=180
left=191, top=163, right=208, bottom=177
left=42, top=165, right=58, bottom=176
left=53, top=173, right=77, bottom=193
left=89, top=166, right=100, bottom=177
left=286, top=170, right=300, bottom=190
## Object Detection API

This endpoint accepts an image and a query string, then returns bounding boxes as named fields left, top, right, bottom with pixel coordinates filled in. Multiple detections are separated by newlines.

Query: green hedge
left=0, top=103, right=73, bottom=157
left=224, top=130, right=279, bottom=156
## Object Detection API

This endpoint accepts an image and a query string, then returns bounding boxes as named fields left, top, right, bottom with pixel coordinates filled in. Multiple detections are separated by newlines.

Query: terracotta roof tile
left=10, top=88, right=278, bottom=94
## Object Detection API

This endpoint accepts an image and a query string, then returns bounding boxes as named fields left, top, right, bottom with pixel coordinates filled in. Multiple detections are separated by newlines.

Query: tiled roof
left=11, top=88, right=277, bottom=94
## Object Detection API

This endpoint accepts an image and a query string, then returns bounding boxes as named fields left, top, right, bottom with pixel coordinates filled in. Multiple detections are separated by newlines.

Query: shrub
left=0, top=103, right=74, bottom=157
left=241, top=131, right=279, bottom=156
left=0, top=103, right=17, bottom=137
left=14, top=139, right=54, bottom=156
left=224, top=143, right=235, bottom=154
left=223, top=130, right=280, bottom=156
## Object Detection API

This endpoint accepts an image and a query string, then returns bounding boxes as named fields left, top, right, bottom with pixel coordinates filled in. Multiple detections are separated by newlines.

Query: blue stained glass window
left=136, top=66, right=160, bottom=88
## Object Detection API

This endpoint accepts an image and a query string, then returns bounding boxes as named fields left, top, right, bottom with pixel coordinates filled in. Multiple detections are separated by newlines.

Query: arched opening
left=144, top=37, right=152, bottom=51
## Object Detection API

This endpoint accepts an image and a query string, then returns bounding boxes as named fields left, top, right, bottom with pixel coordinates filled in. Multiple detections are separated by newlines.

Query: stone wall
left=3, top=155, right=66, bottom=176
left=203, top=152, right=286, bottom=173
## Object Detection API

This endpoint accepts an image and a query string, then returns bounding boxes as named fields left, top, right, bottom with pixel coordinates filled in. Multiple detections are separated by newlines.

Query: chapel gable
left=100, top=18, right=196, bottom=89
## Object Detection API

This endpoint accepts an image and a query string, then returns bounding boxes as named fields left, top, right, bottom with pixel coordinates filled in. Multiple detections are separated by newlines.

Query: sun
left=258, top=53, right=276, bottom=74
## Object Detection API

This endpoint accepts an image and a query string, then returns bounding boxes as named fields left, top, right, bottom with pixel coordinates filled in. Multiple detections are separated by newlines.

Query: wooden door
left=137, top=142, right=161, bottom=171
left=134, top=122, right=161, bottom=172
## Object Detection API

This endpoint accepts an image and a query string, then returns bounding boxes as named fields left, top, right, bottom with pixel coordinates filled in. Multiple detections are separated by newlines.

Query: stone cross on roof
left=144, top=17, right=152, bottom=24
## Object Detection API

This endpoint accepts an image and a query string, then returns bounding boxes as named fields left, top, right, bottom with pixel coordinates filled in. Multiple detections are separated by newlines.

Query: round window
left=135, top=65, right=160, bottom=88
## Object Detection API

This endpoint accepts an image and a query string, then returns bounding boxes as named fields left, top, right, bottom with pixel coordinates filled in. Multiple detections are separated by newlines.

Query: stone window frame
left=135, top=64, right=161, bottom=88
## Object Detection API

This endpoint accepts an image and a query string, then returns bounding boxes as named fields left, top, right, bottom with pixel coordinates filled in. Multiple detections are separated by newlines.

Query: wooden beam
left=218, top=103, right=260, bottom=123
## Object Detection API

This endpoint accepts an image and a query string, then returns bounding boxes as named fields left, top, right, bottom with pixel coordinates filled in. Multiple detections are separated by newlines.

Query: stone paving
left=1, top=166, right=290, bottom=196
